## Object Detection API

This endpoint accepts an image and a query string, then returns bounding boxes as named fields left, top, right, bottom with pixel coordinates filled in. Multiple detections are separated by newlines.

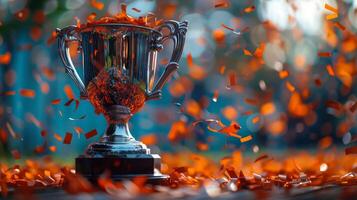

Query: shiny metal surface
left=57, top=21, right=188, bottom=156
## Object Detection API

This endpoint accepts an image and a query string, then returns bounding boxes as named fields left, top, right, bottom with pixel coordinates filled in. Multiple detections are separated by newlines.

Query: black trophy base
left=75, top=154, right=169, bottom=185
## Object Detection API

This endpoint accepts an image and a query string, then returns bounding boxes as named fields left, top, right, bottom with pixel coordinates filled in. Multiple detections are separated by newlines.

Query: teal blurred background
left=0, top=0, right=357, bottom=160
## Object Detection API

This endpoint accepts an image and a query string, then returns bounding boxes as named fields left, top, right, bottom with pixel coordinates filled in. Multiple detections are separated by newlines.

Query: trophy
left=56, top=19, right=188, bottom=183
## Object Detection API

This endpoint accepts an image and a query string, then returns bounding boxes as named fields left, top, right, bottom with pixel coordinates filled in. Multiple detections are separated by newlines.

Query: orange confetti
left=279, top=70, right=289, bottom=79
left=244, top=6, right=255, bottom=13
left=0, top=52, right=11, bottom=64
left=219, top=65, right=226, bottom=74
left=252, top=116, right=260, bottom=124
left=243, top=49, right=253, bottom=56
left=318, top=52, right=332, bottom=57
left=49, top=146, right=57, bottom=152
left=87, top=12, right=97, bottom=22
left=326, top=14, right=338, bottom=20
left=222, top=106, right=238, bottom=121
left=214, top=2, right=229, bottom=8
left=208, top=122, right=241, bottom=139
left=90, top=0, right=104, bottom=10
left=168, top=120, right=188, bottom=142
left=85, top=129, right=97, bottom=139
left=74, top=127, right=83, bottom=135
left=326, top=65, right=335, bottom=76
left=285, top=81, right=295, bottom=92
left=51, top=99, right=61, bottom=105
left=140, top=134, right=157, bottom=146
left=345, top=146, right=357, bottom=155
left=260, top=102, right=276, bottom=115
left=334, top=22, right=346, bottom=31
left=318, top=136, right=333, bottom=149
left=187, top=53, right=194, bottom=68
left=54, top=133, right=62, bottom=142
left=3, top=91, right=16, bottom=96
left=63, top=132, right=73, bottom=144
left=324, top=3, right=338, bottom=14
left=240, top=135, right=252, bottom=143
left=64, top=85, right=75, bottom=99
left=212, top=29, right=225, bottom=43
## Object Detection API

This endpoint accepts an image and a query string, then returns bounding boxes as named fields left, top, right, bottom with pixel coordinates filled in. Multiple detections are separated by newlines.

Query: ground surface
left=2, top=185, right=356, bottom=200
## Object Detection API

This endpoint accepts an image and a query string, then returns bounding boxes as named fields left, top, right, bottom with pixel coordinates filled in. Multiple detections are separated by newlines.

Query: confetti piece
left=326, top=65, right=335, bottom=76
left=64, top=85, right=75, bottom=99
left=325, top=100, right=342, bottom=110
left=240, top=135, right=253, bottom=143
left=19, top=89, right=35, bottom=98
left=26, top=113, right=43, bottom=129
left=140, top=134, right=157, bottom=145
left=49, top=146, right=57, bottom=152
left=219, top=65, right=226, bottom=74
left=214, top=2, right=229, bottom=8
left=187, top=53, right=194, bottom=68
left=90, top=0, right=104, bottom=10
left=254, top=154, right=269, bottom=163
left=252, top=116, right=260, bottom=124
left=334, top=22, right=346, bottom=31
left=0, top=52, right=11, bottom=64
left=40, top=130, right=47, bottom=137
left=318, top=52, right=332, bottom=57
left=74, top=127, right=83, bottom=135
left=5, top=122, right=17, bottom=139
left=51, top=99, right=61, bottom=105
left=132, top=8, right=141, bottom=12
left=54, top=133, right=62, bottom=142
left=221, top=24, right=234, bottom=31
left=212, top=29, right=225, bottom=43
left=3, top=91, right=16, bottom=96
left=244, top=6, right=255, bottom=13
left=227, top=72, right=237, bottom=87
left=85, top=129, right=97, bottom=139
left=63, top=132, right=72, bottom=144
left=212, top=90, right=219, bottom=102
left=243, top=49, right=253, bottom=56
left=68, top=115, right=86, bottom=121
left=345, top=146, right=357, bottom=155
left=279, top=70, right=289, bottom=79
left=11, top=150, right=21, bottom=159
left=245, top=98, right=258, bottom=105
left=285, top=81, right=295, bottom=92
left=350, top=102, right=357, bottom=113
left=326, top=14, right=338, bottom=20
left=87, top=12, right=97, bottom=22
left=324, top=3, right=338, bottom=14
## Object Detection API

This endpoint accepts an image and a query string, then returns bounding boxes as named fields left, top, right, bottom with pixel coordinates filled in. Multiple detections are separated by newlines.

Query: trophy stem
left=76, top=104, right=168, bottom=184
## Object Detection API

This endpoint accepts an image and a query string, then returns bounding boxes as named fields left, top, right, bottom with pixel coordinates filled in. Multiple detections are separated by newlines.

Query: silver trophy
left=56, top=20, right=188, bottom=183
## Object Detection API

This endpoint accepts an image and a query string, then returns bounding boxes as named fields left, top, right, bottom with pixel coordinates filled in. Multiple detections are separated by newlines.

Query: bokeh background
left=0, top=0, right=356, bottom=160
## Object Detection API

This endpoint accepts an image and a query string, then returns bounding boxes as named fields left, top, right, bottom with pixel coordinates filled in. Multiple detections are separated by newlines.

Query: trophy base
left=75, top=154, right=169, bottom=185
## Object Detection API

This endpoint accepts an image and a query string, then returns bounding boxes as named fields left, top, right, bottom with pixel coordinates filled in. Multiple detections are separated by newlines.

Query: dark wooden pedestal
left=76, top=154, right=169, bottom=184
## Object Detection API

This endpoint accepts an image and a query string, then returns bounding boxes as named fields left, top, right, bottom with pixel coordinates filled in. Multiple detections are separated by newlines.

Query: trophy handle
left=147, top=20, right=188, bottom=100
left=56, top=25, right=87, bottom=98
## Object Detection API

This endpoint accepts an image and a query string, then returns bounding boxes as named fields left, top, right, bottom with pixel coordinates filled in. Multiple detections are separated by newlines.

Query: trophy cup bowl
left=56, top=20, right=188, bottom=184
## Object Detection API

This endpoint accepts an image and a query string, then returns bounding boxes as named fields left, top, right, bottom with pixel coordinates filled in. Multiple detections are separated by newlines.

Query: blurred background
left=0, top=0, right=356, bottom=161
